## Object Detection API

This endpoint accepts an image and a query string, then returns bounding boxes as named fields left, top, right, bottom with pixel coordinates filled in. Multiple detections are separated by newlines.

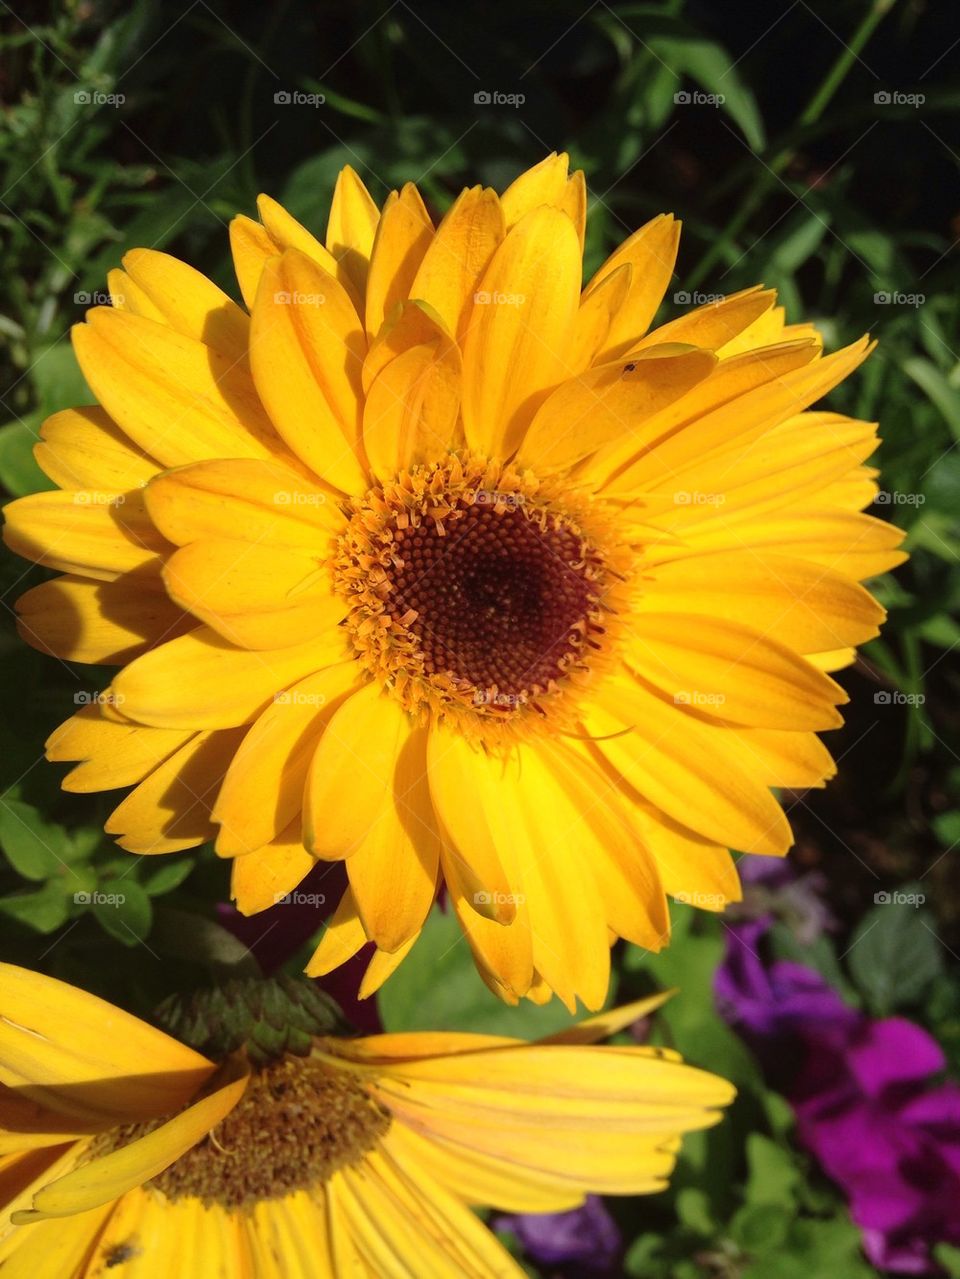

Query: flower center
left=113, top=1056, right=390, bottom=1210
left=335, top=456, right=611, bottom=723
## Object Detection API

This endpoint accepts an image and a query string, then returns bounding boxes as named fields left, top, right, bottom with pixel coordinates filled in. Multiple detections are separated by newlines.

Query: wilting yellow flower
left=3, top=153, right=904, bottom=1008
left=0, top=965, right=731, bottom=1277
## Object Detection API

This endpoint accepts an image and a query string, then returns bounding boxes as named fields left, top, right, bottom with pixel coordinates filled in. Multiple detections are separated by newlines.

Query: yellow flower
left=2, top=154, right=905, bottom=1009
left=0, top=965, right=732, bottom=1277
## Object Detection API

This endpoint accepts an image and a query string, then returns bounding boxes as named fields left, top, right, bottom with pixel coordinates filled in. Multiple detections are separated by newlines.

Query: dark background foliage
left=0, top=2, right=958, bottom=1275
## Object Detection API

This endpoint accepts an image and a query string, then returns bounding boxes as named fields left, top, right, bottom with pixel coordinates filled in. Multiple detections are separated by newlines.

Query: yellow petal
left=15, top=1059, right=247, bottom=1221
left=303, top=682, right=411, bottom=859
left=365, top=183, right=434, bottom=338
left=35, top=406, right=157, bottom=491
left=584, top=675, right=792, bottom=855
left=255, top=194, right=360, bottom=308
left=586, top=213, right=681, bottom=360
left=0, top=963, right=213, bottom=1126
left=120, top=248, right=250, bottom=365
left=2, top=489, right=168, bottom=581
left=249, top=250, right=367, bottom=493
left=110, top=627, right=339, bottom=729
left=46, top=707, right=192, bottom=794
left=500, top=152, right=571, bottom=228
left=426, top=729, right=515, bottom=923
left=344, top=725, right=440, bottom=951
left=325, top=165, right=380, bottom=294
left=624, top=613, right=846, bottom=729
left=0, top=1202, right=115, bottom=1278
left=408, top=185, right=504, bottom=340
left=305, top=888, right=367, bottom=977
left=639, top=550, right=885, bottom=654
left=214, top=663, right=361, bottom=856
left=361, top=297, right=450, bottom=394
left=230, top=212, right=281, bottom=310
left=105, top=728, right=245, bottom=853
left=633, top=285, right=776, bottom=354
left=363, top=338, right=461, bottom=479
left=229, top=822, right=316, bottom=914
left=145, top=457, right=341, bottom=550
left=162, top=538, right=345, bottom=650
left=567, top=262, right=632, bottom=373
left=517, top=345, right=717, bottom=474
left=461, top=205, right=581, bottom=457
left=72, top=308, right=283, bottom=468
left=16, top=567, right=192, bottom=664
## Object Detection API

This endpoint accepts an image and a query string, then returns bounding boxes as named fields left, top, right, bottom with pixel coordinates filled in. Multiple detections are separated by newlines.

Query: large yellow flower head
left=3, top=154, right=905, bottom=1010
left=0, top=965, right=732, bottom=1277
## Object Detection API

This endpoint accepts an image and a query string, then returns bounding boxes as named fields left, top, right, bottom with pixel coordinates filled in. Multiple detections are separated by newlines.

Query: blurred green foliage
left=1, top=1, right=959, bottom=1275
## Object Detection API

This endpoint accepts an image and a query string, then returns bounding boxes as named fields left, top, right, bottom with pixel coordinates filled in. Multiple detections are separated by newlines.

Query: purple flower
left=715, top=896, right=960, bottom=1274
left=714, top=918, right=855, bottom=1043
left=792, top=1017, right=960, bottom=1274
left=495, top=1196, right=621, bottom=1273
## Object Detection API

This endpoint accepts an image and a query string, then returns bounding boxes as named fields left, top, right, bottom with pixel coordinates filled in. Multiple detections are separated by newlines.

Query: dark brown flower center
left=383, top=498, right=603, bottom=708
left=104, top=1056, right=389, bottom=1210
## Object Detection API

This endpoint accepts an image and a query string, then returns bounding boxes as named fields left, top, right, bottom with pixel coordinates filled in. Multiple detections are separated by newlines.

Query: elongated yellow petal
left=409, top=186, right=504, bottom=340
left=344, top=725, right=440, bottom=951
left=517, top=345, right=717, bottom=474
left=35, top=407, right=157, bottom=491
left=162, top=538, right=345, bottom=651
left=214, top=662, right=361, bottom=856
left=46, top=707, right=192, bottom=793
left=362, top=338, right=461, bottom=479
left=105, top=728, right=245, bottom=853
left=2, top=489, right=168, bottom=581
left=229, top=823, right=316, bottom=914
left=632, top=286, right=776, bottom=354
left=72, top=308, right=283, bottom=469
left=365, top=183, right=434, bottom=338
left=145, top=457, right=342, bottom=550
left=461, top=205, right=581, bottom=457
left=325, top=165, right=380, bottom=294
left=15, top=1059, right=247, bottom=1221
left=624, top=612, right=846, bottom=729
left=110, top=628, right=339, bottom=729
left=586, top=213, right=681, bottom=359
left=16, top=567, right=192, bottom=664
left=303, top=682, right=411, bottom=859
left=249, top=251, right=367, bottom=493
left=121, top=248, right=250, bottom=364
left=639, top=550, right=885, bottom=654
left=584, top=674, right=792, bottom=855
left=0, top=964, right=213, bottom=1126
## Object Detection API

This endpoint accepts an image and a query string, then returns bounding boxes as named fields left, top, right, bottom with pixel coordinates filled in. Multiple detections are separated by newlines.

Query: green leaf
left=0, top=416, right=49, bottom=497
left=0, top=799, right=73, bottom=880
left=934, top=1242, right=960, bottom=1279
left=731, top=1201, right=792, bottom=1252
left=377, top=905, right=592, bottom=1036
left=903, top=357, right=960, bottom=444
left=744, top=1133, right=800, bottom=1207
left=140, top=857, right=195, bottom=896
left=29, top=341, right=91, bottom=416
left=0, top=880, right=70, bottom=933
left=91, top=880, right=153, bottom=946
left=647, top=26, right=765, bottom=150
left=847, top=888, right=944, bottom=1014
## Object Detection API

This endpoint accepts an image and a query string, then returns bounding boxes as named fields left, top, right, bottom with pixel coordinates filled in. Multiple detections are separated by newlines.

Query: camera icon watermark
left=73, top=690, right=125, bottom=707
left=74, top=290, right=114, bottom=307
left=873, top=690, right=925, bottom=706
left=473, top=90, right=525, bottom=108
left=274, top=90, right=325, bottom=107
left=273, top=290, right=326, bottom=306
left=674, top=89, right=725, bottom=106
left=873, top=889, right=925, bottom=907
left=874, top=90, right=924, bottom=108
left=873, top=291, right=924, bottom=308
left=674, top=690, right=727, bottom=708
left=273, top=891, right=327, bottom=905
left=874, top=489, right=925, bottom=506
left=74, top=890, right=126, bottom=905
left=673, top=290, right=725, bottom=306
left=473, top=890, right=525, bottom=906
left=74, top=89, right=125, bottom=108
